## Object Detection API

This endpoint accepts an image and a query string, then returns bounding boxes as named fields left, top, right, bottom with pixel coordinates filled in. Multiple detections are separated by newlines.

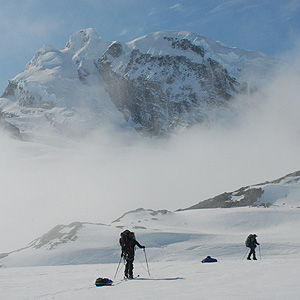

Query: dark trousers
left=247, top=247, right=257, bottom=259
left=125, top=257, right=134, bottom=278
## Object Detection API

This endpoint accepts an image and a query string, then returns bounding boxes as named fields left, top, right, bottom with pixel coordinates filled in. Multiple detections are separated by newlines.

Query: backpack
left=245, top=234, right=254, bottom=248
left=120, top=230, right=135, bottom=252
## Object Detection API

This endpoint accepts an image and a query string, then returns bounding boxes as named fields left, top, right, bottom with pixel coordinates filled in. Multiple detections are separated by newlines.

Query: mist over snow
left=1, top=52, right=300, bottom=254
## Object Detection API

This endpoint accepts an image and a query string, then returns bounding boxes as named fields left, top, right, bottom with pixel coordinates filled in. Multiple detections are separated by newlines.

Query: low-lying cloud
left=1, top=61, right=300, bottom=253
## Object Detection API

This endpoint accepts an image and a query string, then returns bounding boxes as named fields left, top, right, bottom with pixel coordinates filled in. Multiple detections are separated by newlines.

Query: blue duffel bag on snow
left=95, top=277, right=113, bottom=286
left=202, top=256, right=218, bottom=263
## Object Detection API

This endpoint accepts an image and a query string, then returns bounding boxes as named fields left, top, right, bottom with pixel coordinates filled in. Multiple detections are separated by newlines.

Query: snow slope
left=1, top=205, right=300, bottom=268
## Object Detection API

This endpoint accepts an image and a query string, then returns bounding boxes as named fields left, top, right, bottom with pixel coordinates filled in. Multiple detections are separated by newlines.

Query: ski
left=124, top=274, right=140, bottom=280
left=111, top=275, right=140, bottom=286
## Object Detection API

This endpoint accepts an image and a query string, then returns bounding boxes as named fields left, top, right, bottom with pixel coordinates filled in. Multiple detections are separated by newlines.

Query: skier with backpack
left=245, top=234, right=260, bottom=260
left=119, top=229, right=145, bottom=279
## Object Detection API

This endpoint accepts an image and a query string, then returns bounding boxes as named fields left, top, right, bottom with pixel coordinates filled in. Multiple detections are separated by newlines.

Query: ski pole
left=113, top=256, right=123, bottom=281
left=136, top=253, right=149, bottom=274
left=143, top=248, right=151, bottom=276
left=258, top=245, right=262, bottom=260
left=242, top=248, right=248, bottom=261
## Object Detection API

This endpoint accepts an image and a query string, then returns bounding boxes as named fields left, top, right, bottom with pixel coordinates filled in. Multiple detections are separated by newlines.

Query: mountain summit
left=0, top=29, right=282, bottom=138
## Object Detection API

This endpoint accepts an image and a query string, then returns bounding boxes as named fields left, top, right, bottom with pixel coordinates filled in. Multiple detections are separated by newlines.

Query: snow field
left=1, top=258, right=300, bottom=300
left=1, top=203, right=300, bottom=299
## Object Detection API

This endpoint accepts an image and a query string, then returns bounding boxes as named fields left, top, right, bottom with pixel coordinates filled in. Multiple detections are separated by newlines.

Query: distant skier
left=119, top=229, right=145, bottom=279
left=245, top=234, right=260, bottom=260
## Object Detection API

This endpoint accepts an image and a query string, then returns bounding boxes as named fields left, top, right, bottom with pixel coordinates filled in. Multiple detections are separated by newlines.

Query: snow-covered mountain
left=1, top=170, right=299, bottom=268
left=0, top=28, right=283, bottom=138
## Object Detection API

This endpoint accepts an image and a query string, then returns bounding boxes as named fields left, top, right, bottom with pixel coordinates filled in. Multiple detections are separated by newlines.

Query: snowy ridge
left=126, top=30, right=277, bottom=82
left=1, top=170, right=300, bottom=268
left=0, top=28, right=127, bottom=139
left=180, top=170, right=300, bottom=210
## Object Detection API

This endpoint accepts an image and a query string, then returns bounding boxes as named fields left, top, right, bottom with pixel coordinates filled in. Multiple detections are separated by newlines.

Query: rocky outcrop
left=178, top=170, right=300, bottom=210
left=96, top=39, right=241, bottom=136
left=28, top=222, right=84, bottom=250
left=112, top=208, right=172, bottom=223
left=178, top=188, right=264, bottom=210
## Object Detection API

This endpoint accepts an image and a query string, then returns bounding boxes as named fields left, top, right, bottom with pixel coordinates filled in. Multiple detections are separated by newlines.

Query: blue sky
left=1, top=0, right=300, bottom=93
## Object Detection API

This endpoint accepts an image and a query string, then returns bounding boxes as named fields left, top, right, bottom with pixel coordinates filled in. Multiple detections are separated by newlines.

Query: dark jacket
left=120, top=238, right=144, bottom=258
left=250, top=236, right=260, bottom=248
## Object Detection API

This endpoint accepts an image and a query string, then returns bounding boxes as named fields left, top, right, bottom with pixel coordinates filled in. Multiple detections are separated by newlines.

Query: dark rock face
left=96, top=41, right=241, bottom=136
left=178, top=188, right=264, bottom=210
left=168, top=37, right=205, bottom=57
left=106, top=42, right=123, bottom=59
left=1, top=80, right=18, bottom=99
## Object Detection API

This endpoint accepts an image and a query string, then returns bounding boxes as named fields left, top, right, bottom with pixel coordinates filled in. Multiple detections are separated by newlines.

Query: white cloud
left=169, top=3, right=184, bottom=12
left=210, top=0, right=245, bottom=14
left=282, top=0, right=300, bottom=14
left=118, top=29, right=129, bottom=36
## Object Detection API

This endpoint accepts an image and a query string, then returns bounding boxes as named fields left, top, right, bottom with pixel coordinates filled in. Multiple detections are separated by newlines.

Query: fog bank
left=1, top=64, right=300, bottom=253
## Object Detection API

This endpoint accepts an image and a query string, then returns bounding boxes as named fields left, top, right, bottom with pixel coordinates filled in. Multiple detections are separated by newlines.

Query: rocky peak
left=64, top=28, right=108, bottom=61
left=65, top=28, right=98, bottom=51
